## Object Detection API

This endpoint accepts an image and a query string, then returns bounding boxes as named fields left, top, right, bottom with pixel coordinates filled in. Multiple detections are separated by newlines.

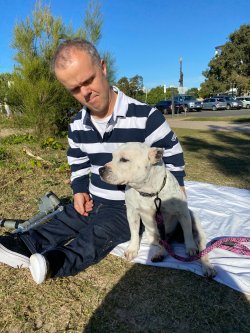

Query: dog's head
left=99, top=142, right=164, bottom=186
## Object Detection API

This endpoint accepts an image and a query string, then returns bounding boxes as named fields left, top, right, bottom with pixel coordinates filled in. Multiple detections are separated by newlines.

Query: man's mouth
left=88, top=94, right=98, bottom=104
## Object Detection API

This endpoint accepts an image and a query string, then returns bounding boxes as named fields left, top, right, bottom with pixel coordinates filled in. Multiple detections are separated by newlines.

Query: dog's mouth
left=99, top=166, right=123, bottom=185
left=99, top=166, right=109, bottom=181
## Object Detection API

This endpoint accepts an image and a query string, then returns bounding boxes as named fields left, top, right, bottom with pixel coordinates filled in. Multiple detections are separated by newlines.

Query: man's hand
left=74, top=192, right=93, bottom=216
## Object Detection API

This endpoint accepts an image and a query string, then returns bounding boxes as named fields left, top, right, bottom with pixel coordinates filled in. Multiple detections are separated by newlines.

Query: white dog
left=99, top=142, right=216, bottom=277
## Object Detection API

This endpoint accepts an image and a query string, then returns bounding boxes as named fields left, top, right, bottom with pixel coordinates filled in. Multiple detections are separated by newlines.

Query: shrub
left=41, top=137, right=64, bottom=150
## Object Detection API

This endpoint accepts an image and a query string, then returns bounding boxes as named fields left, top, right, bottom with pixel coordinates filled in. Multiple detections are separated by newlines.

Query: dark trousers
left=21, top=201, right=131, bottom=277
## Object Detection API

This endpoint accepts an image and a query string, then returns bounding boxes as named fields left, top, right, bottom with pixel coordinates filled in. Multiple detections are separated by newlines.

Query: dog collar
left=138, top=175, right=167, bottom=197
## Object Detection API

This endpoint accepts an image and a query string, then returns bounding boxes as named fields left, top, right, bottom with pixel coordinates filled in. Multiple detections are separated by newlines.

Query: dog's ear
left=148, top=147, right=164, bottom=164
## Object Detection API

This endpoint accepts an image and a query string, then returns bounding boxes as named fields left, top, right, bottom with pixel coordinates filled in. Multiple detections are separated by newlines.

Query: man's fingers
left=74, top=194, right=86, bottom=215
left=85, top=200, right=93, bottom=210
left=73, top=193, right=93, bottom=216
left=74, top=202, right=85, bottom=215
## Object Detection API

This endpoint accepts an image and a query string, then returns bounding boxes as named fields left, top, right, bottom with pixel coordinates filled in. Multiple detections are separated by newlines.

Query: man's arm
left=67, top=118, right=93, bottom=215
left=145, top=108, right=186, bottom=187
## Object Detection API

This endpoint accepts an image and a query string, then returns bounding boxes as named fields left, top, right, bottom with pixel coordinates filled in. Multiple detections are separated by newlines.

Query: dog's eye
left=120, top=157, right=129, bottom=163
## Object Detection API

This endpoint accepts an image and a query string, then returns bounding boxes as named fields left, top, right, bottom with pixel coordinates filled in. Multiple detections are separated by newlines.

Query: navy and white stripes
left=67, top=87, right=185, bottom=203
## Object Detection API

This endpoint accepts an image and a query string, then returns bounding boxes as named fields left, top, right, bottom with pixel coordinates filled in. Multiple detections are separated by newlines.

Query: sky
left=0, top=0, right=249, bottom=89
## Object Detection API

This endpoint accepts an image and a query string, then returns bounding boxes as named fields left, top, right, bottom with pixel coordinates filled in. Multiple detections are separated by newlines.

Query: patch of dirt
left=0, top=128, right=33, bottom=138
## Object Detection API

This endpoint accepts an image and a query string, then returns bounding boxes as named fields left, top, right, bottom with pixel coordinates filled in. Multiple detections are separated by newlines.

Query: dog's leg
left=178, top=210, right=198, bottom=256
left=190, top=211, right=217, bottom=277
left=124, top=206, right=141, bottom=261
left=140, top=213, right=166, bottom=262
left=198, top=235, right=217, bottom=278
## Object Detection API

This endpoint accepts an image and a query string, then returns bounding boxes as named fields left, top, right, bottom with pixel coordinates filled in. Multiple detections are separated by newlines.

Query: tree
left=166, top=87, right=178, bottom=100
left=200, top=24, right=250, bottom=97
left=186, top=87, right=199, bottom=98
left=146, top=86, right=179, bottom=105
left=129, top=75, right=144, bottom=99
left=116, top=75, right=144, bottom=101
left=10, top=0, right=113, bottom=134
left=116, top=77, right=130, bottom=96
left=146, top=86, right=164, bottom=105
left=199, top=77, right=226, bottom=98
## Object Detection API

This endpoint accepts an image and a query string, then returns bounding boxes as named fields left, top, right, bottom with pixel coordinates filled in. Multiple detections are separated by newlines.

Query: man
left=0, top=39, right=185, bottom=284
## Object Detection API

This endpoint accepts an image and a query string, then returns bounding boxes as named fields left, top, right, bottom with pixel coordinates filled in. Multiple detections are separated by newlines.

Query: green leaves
left=1, top=134, right=35, bottom=145
left=146, top=86, right=178, bottom=105
left=186, top=88, right=199, bottom=99
left=84, top=0, right=103, bottom=44
left=10, top=0, right=106, bottom=136
left=116, top=75, right=144, bottom=100
left=41, top=137, right=64, bottom=150
left=200, top=24, right=250, bottom=97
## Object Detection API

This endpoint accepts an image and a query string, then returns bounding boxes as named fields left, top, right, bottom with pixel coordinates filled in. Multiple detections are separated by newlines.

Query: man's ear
left=101, top=59, right=107, bottom=76
left=148, top=147, right=164, bottom=164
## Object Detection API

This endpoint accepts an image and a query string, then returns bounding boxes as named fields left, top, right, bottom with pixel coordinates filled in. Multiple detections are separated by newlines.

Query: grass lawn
left=0, top=117, right=249, bottom=333
left=174, top=128, right=250, bottom=189
left=181, top=115, right=250, bottom=123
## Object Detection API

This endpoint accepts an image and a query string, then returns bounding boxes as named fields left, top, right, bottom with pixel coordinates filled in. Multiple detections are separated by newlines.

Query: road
left=166, top=109, right=250, bottom=118
left=166, top=109, right=250, bottom=133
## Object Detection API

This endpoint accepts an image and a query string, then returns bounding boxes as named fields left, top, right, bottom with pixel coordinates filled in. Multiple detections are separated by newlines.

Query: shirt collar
left=81, top=86, right=128, bottom=126
left=112, top=86, right=128, bottom=120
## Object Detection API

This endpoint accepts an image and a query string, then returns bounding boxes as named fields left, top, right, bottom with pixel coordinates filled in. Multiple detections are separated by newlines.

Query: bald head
left=52, top=39, right=102, bottom=73
left=52, top=40, right=115, bottom=118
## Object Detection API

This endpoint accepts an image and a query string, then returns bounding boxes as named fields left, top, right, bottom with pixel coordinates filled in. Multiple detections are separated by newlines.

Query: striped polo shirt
left=67, top=87, right=185, bottom=204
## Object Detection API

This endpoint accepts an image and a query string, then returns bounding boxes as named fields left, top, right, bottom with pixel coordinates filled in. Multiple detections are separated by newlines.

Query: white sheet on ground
left=111, top=181, right=250, bottom=295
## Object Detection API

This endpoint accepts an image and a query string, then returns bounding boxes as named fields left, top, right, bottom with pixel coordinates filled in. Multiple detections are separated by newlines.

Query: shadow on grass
left=231, top=117, right=250, bottom=123
left=208, top=124, right=250, bottom=134
left=181, top=131, right=250, bottom=179
left=84, top=264, right=250, bottom=333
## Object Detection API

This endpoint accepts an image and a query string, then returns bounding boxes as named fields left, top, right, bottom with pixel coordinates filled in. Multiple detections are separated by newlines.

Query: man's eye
left=70, top=87, right=80, bottom=94
left=120, top=158, right=129, bottom=162
left=83, top=77, right=94, bottom=86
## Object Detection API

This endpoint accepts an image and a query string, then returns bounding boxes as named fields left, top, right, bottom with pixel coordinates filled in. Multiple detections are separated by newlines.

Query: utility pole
left=170, top=86, right=175, bottom=117
left=179, top=56, right=184, bottom=93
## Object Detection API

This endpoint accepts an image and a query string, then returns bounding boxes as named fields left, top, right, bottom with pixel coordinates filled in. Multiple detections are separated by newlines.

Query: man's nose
left=79, top=85, right=91, bottom=98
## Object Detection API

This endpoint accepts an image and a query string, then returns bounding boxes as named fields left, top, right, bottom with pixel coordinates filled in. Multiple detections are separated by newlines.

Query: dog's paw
left=151, top=254, right=165, bottom=262
left=124, top=245, right=139, bottom=262
left=202, top=264, right=217, bottom=278
left=186, top=245, right=199, bottom=256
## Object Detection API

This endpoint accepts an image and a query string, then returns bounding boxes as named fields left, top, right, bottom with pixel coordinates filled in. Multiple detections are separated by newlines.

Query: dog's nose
left=99, top=166, right=106, bottom=177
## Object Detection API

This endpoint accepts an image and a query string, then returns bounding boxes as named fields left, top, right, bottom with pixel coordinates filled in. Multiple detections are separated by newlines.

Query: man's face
left=55, top=49, right=111, bottom=118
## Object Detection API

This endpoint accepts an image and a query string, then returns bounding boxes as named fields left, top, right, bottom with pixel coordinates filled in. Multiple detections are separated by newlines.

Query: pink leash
left=154, top=197, right=250, bottom=262
left=159, top=237, right=250, bottom=262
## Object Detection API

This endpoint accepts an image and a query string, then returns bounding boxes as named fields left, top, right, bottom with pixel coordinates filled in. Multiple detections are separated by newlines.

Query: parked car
left=236, top=96, right=250, bottom=109
left=154, top=100, right=183, bottom=114
left=216, top=96, right=242, bottom=109
left=174, top=95, right=202, bottom=112
left=202, top=97, right=227, bottom=111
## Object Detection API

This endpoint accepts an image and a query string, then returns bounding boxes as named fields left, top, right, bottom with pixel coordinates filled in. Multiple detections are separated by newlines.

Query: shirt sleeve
left=144, top=108, right=186, bottom=186
left=67, top=122, right=91, bottom=194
